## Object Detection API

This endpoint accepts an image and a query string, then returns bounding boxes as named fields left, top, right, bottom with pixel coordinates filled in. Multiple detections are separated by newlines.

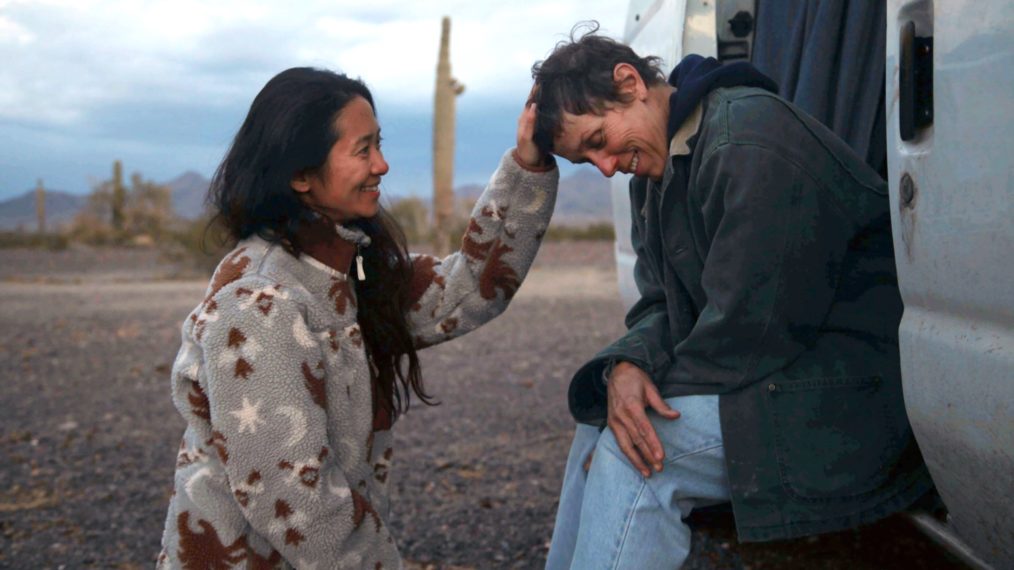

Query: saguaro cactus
left=111, top=160, right=126, bottom=233
left=432, top=16, right=465, bottom=256
left=35, top=179, right=46, bottom=234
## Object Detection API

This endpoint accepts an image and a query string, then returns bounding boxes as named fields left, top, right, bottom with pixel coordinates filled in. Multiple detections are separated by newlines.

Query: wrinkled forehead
left=552, top=111, right=602, bottom=158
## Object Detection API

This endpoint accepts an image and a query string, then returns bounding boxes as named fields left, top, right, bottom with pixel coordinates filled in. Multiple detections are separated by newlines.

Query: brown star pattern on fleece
left=234, top=357, right=253, bottom=380
left=461, top=217, right=493, bottom=261
left=301, top=361, right=327, bottom=409
left=175, top=439, right=207, bottom=469
left=243, top=545, right=282, bottom=570
left=205, top=247, right=250, bottom=306
left=176, top=511, right=286, bottom=570
left=277, top=447, right=328, bottom=489
left=233, top=469, right=263, bottom=509
left=253, top=290, right=276, bottom=315
left=439, top=317, right=459, bottom=334
left=479, top=240, right=521, bottom=300
left=274, top=499, right=293, bottom=520
left=327, top=277, right=355, bottom=315
left=351, top=489, right=382, bottom=532
left=235, top=284, right=284, bottom=317
left=189, top=248, right=252, bottom=342
left=345, top=324, right=363, bottom=348
left=226, top=327, right=255, bottom=380
left=374, top=448, right=394, bottom=484
left=326, top=329, right=340, bottom=352
left=186, top=381, right=210, bottom=421
left=409, top=256, right=447, bottom=310
left=284, top=527, right=306, bottom=547
left=177, top=511, right=246, bottom=569
left=227, top=327, right=246, bottom=348
left=206, top=431, right=228, bottom=465
left=159, top=150, right=557, bottom=568
left=481, top=202, right=507, bottom=221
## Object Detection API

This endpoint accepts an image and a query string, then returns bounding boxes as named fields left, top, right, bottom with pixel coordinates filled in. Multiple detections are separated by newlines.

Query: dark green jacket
left=568, top=87, right=933, bottom=542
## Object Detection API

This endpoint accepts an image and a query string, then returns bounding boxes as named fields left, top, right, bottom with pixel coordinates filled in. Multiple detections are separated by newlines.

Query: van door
left=886, top=0, right=1014, bottom=566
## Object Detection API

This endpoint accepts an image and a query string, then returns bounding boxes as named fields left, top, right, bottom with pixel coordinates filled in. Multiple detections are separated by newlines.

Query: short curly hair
left=530, top=22, right=665, bottom=155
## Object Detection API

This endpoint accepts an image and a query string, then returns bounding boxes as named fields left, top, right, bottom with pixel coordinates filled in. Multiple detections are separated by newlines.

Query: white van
left=611, top=1, right=1013, bottom=567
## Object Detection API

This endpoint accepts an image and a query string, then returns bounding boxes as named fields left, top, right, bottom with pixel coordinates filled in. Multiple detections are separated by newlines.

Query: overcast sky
left=0, top=0, right=629, bottom=201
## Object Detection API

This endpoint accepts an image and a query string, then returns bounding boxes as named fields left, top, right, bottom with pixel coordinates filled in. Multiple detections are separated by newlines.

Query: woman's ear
left=290, top=170, right=312, bottom=194
left=613, top=63, right=647, bottom=101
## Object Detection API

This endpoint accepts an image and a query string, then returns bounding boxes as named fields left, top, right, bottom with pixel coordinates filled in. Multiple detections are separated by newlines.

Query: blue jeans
left=546, top=395, right=730, bottom=570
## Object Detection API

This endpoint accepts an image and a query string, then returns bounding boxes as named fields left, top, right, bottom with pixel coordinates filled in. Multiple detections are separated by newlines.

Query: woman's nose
left=591, top=153, right=618, bottom=177
left=373, top=149, right=390, bottom=176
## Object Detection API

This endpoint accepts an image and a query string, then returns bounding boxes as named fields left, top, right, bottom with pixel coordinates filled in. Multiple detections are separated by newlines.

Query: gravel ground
left=0, top=242, right=968, bottom=569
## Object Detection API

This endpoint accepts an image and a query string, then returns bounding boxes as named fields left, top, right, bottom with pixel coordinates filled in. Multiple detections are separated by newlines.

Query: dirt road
left=0, top=243, right=965, bottom=569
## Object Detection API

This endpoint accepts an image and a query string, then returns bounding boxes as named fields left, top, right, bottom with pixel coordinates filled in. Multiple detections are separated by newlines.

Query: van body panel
left=886, top=0, right=1014, bottom=565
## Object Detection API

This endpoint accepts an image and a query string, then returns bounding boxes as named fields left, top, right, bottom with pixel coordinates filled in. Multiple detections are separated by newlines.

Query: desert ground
left=0, top=242, right=965, bottom=569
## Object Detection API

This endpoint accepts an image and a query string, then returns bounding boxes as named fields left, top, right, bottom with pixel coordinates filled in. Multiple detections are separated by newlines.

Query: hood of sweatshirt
left=666, top=54, right=778, bottom=140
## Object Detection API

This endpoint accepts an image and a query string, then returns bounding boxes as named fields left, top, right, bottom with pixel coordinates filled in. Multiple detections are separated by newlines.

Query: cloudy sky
left=0, top=0, right=629, bottom=202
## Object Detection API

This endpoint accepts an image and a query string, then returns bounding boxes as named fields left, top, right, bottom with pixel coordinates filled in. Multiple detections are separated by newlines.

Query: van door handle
left=899, top=21, right=934, bottom=141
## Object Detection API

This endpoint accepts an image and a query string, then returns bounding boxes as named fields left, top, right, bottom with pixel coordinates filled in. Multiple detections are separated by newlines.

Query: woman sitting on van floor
left=156, top=67, right=557, bottom=568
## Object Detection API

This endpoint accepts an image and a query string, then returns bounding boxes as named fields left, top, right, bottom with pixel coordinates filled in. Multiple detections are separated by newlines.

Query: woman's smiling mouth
left=628, top=150, right=639, bottom=174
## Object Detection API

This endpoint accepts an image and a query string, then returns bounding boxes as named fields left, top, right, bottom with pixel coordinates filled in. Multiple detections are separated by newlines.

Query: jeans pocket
left=768, top=376, right=907, bottom=502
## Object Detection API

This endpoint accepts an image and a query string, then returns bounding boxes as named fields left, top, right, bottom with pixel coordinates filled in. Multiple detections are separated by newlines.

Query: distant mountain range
left=0, top=167, right=613, bottom=230
left=0, top=189, right=87, bottom=231
left=166, top=171, right=213, bottom=220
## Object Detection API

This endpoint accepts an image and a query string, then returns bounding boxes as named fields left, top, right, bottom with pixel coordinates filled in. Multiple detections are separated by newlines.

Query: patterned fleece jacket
left=157, top=150, right=558, bottom=569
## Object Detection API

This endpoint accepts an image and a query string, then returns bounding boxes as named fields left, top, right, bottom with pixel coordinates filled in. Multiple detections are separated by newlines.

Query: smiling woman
left=290, top=96, right=389, bottom=222
left=530, top=29, right=672, bottom=181
left=156, top=67, right=560, bottom=568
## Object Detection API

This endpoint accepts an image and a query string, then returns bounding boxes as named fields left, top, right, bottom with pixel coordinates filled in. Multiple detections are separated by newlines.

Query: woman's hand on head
left=514, top=98, right=549, bottom=170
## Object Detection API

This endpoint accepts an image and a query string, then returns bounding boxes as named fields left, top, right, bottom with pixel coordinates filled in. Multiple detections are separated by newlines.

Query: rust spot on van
left=899, top=173, right=917, bottom=259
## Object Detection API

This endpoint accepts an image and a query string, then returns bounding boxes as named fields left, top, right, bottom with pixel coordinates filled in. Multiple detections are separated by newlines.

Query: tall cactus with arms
left=432, top=16, right=465, bottom=255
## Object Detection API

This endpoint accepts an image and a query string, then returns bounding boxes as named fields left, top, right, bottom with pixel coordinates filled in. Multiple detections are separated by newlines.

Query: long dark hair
left=208, top=67, right=433, bottom=418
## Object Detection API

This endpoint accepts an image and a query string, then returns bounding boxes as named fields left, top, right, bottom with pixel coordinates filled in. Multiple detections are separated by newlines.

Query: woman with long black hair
left=156, top=67, right=556, bottom=568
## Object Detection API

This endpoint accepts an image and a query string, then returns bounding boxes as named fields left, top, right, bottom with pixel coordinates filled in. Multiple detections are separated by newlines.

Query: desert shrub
left=68, top=165, right=174, bottom=245
left=386, top=195, right=476, bottom=248
left=68, top=186, right=117, bottom=244
left=387, top=197, right=431, bottom=244
left=164, top=215, right=232, bottom=274
left=0, top=231, right=70, bottom=250
left=124, top=173, right=173, bottom=241
left=544, top=222, right=615, bottom=241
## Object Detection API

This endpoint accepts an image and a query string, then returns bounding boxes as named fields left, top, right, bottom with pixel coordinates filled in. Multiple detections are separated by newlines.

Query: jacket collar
left=644, top=101, right=702, bottom=205
left=668, top=102, right=704, bottom=157
left=665, top=54, right=777, bottom=142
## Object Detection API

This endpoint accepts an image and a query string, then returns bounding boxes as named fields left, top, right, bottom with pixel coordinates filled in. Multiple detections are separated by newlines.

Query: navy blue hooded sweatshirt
left=666, top=54, right=778, bottom=140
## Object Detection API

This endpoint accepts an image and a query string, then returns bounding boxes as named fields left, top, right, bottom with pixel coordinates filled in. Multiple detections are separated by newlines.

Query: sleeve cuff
left=512, top=148, right=557, bottom=173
